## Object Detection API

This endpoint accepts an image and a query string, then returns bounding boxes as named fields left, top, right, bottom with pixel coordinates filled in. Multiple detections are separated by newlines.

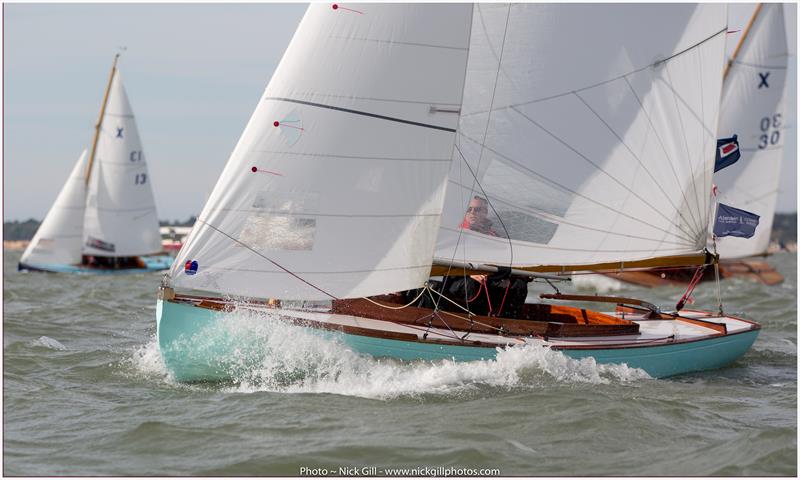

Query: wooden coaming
left=331, top=298, right=639, bottom=337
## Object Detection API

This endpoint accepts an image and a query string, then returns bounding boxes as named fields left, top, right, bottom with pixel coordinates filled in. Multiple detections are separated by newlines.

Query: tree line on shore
left=3, top=216, right=197, bottom=241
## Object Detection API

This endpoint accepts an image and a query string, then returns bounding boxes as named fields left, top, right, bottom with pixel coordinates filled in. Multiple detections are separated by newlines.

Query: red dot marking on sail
left=273, top=121, right=280, bottom=127
left=251, top=166, right=258, bottom=173
left=332, top=3, right=363, bottom=14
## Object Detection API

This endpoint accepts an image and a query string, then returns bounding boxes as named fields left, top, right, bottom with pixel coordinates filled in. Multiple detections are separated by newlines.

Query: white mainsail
left=714, top=4, right=789, bottom=259
left=82, top=70, right=162, bottom=257
left=20, top=150, right=88, bottom=267
left=172, top=4, right=474, bottom=300
left=434, top=4, right=728, bottom=272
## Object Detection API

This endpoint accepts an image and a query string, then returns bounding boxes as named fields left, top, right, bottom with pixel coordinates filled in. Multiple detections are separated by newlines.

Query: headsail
left=172, top=4, right=473, bottom=300
left=434, top=4, right=728, bottom=273
left=82, top=70, right=162, bottom=257
left=714, top=4, right=789, bottom=258
left=20, top=150, right=88, bottom=267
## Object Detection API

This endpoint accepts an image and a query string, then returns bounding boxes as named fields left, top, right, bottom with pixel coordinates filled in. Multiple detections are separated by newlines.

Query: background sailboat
left=713, top=3, right=789, bottom=284
left=157, top=4, right=760, bottom=382
left=19, top=55, right=170, bottom=274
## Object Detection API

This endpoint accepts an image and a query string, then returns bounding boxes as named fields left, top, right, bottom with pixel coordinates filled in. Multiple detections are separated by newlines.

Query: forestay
left=82, top=71, right=162, bottom=257
left=20, top=150, right=88, bottom=267
left=172, top=4, right=473, bottom=300
left=435, top=4, right=727, bottom=272
left=714, top=4, right=789, bottom=259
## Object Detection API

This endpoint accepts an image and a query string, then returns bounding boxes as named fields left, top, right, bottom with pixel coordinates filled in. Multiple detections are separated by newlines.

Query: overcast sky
left=4, top=3, right=797, bottom=223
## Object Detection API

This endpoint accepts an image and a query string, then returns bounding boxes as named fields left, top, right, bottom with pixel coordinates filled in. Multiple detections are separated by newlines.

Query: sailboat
left=713, top=3, right=789, bottom=285
left=18, top=55, right=171, bottom=274
left=156, top=4, right=760, bottom=382
left=574, top=3, right=790, bottom=289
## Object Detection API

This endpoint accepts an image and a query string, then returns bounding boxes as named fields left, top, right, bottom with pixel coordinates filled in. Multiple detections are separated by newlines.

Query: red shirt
left=460, top=219, right=497, bottom=237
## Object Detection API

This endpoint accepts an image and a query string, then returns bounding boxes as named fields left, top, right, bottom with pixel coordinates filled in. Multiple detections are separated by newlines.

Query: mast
left=84, top=53, right=120, bottom=186
left=724, top=3, right=763, bottom=80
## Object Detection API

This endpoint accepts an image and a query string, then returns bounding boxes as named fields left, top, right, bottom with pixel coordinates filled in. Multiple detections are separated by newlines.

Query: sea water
left=3, top=249, right=796, bottom=475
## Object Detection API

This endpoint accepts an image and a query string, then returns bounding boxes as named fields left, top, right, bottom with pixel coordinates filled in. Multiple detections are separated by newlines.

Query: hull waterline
left=156, top=296, right=760, bottom=382
left=18, top=255, right=172, bottom=274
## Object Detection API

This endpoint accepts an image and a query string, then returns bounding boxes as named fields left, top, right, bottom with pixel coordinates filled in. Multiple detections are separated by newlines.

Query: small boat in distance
left=156, top=4, right=760, bottom=382
left=19, top=54, right=170, bottom=274
left=160, top=225, right=193, bottom=254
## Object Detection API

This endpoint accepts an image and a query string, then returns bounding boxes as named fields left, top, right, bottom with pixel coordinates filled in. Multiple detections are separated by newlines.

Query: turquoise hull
left=19, top=255, right=172, bottom=274
left=157, top=299, right=759, bottom=382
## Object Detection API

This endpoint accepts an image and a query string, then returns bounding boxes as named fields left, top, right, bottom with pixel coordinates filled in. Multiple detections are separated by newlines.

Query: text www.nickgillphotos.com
left=300, top=466, right=501, bottom=476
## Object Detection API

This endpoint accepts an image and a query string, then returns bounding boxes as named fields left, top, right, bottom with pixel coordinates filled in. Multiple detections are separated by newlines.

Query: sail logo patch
left=86, top=236, right=116, bottom=253
left=184, top=260, right=199, bottom=275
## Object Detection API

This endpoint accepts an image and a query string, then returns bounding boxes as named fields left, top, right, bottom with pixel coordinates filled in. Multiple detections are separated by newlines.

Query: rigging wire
left=509, top=104, right=701, bottom=243
left=459, top=27, right=728, bottom=119
left=457, top=132, right=700, bottom=246
left=571, top=90, right=700, bottom=241
left=443, top=178, right=697, bottom=248
left=622, top=75, right=704, bottom=235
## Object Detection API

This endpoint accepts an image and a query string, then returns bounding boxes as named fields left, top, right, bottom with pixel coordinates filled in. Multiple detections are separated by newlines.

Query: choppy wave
left=30, top=336, right=68, bottom=351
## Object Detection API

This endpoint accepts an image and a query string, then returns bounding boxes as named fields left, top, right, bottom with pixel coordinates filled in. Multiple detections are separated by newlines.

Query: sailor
left=406, top=196, right=530, bottom=318
left=460, top=196, right=497, bottom=236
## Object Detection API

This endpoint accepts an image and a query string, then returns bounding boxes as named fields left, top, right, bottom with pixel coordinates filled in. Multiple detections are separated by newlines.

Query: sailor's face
left=466, top=200, right=488, bottom=225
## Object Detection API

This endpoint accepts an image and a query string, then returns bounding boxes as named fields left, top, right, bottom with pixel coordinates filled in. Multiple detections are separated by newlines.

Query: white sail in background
left=20, top=150, right=88, bottom=267
left=82, top=70, right=162, bottom=257
left=435, top=4, right=727, bottom=271
left=714, top=4, right=789, bottom=259
left=172, top=4, right=473, bottom=300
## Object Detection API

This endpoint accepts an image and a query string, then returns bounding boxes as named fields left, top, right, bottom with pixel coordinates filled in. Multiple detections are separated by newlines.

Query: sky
left=3, top=3, right=798, bottom=223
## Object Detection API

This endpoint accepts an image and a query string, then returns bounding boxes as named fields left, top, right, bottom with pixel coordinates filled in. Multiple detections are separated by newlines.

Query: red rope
left=467, top=277, right=484, bottom=303
left=493, top=282, right=512, bottom=317
left=675, top=265, right=706, bottom=311
left=484, top=280, right=493, bottom=314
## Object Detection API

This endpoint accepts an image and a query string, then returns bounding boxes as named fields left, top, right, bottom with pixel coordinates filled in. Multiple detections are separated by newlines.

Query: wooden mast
left=724, top=3, right=763, bottom=80
left=85, top=53, right=120, bottom=186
